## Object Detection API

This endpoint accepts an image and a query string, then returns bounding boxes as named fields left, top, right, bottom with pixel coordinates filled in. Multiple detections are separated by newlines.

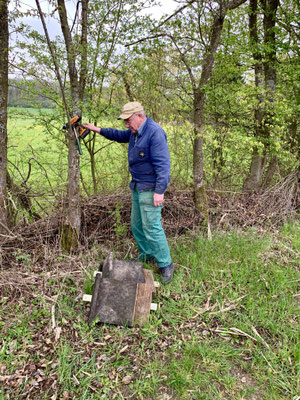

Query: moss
left=60, top=223, right=79, bottom=253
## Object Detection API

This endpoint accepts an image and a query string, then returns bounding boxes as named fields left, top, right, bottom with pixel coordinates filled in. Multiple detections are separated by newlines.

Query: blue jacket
left=100, top=117, right=170, bottom=194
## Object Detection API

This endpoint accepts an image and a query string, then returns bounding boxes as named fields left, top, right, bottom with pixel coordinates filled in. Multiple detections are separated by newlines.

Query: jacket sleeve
left=100, top=128, right=131, bottom=143
left=149, top=128, right=170, bottom=194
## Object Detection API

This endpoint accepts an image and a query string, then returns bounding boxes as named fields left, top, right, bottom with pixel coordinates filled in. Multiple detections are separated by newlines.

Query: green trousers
left=131, top=187, right=172, bottom=268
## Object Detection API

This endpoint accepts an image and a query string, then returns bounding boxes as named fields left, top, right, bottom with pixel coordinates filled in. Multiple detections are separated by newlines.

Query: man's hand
left=83, top=123, right=101, bottom=134
left=154, top=193, right=164, bottom=207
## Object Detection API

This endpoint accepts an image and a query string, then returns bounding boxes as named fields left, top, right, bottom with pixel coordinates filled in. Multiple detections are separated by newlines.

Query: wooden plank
left=133, top=269, right=156, bottom=326
left=133, top=282, right=153, bottom=326
left=143, top=269, right=156, bottom=293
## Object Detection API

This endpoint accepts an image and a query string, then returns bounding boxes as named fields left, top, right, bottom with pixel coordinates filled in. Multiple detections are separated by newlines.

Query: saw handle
left=77, top=125, right=90, bottom=140
left=62, top=115, right=90, bottom=155
left=76, top=137, right=83, bottom=155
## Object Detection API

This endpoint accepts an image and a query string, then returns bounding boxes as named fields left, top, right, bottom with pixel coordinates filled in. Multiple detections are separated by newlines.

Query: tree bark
left=0, top=0, right=9, bottom=234
left=261, top=156, right=278, bottom=188
left=243, top=0, right=265, bottom=190
left=192, top=0, right=246, bottom=222
left=262, top=0, right=279, bottom=94
left=57, top=0, right=89, bottom=252
left=243, top=0, right=279, bottom=190
left=243, top=148, right=266, bottom=190
left=193, top=10, right=225, bottom=220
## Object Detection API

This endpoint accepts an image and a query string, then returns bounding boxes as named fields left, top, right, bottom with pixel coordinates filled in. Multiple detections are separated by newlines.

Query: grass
left=0, top=222, right=299, bottom=399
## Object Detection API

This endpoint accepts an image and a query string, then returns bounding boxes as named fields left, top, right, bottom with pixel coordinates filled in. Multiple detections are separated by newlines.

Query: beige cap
left=118, top=101, right=144, bottom=120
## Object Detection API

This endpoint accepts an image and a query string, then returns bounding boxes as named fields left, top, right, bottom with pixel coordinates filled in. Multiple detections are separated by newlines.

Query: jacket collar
left=137, top=116, right=148, bottom=136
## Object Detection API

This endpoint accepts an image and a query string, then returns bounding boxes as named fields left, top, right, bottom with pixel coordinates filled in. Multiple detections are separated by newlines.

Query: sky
left=11, top=0, right=178, bottom=40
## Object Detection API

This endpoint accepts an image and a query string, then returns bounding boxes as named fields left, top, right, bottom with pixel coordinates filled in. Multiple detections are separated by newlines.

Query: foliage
left=113, top=201, right=128, bottom=241
left=8, top=79, right=56, bottom=109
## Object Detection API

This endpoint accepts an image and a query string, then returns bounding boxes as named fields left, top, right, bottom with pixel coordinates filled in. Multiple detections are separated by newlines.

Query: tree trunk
left=243, top=0, right=265, bottom=190
left=243, top=0, right=279, bottom=190
left=261, top=156, right=278, bottom=189
left=193, top=10, right=225, bottom=227
left=193, top=89, right=208, bottom=219
left=262, top=0, right=279, bottom=95
left=243, top=148, right=266, bottom=190
left=0, top=0, right=9, bottom=234
left=60, top=136, right=81, bottom=253
left=261, top=0, right=279, bottom=188
left=192, top=0, right=246, bottom=232
left=57, top=0, right=89, bottom=252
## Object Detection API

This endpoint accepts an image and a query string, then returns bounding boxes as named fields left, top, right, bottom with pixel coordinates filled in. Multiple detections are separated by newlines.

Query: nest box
left=85, top=253, right=158, bottom=327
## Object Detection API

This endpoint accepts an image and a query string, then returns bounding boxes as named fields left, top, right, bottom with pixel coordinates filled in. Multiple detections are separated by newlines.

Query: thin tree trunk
left=261, top=156, right=278, bottom=188
left=243, top=0, right=279, bottom=190
left=0, top=0, right=9, bottom=233
left=243, top=0, right=265, bottom=190
left=193, top=89, right=208, bottom=219
left=262, top=0, right=279, bottom=95
left=193, top=9, right=225, bottom=235
left=57, top=0, right=89, bottom=252
left=79, top=0, right=88, bottom=102
left=260, top=0, right=279, bottom=189
left=193, top=0, right=246, bottom=226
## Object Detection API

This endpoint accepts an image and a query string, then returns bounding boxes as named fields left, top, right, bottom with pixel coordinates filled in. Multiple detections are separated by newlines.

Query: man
left=83, top=102, right=174, bottom=284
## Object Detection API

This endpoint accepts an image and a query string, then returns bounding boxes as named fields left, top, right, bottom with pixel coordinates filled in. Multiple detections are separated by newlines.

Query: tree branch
left=57, top=0, right=80, bottom=112
left=79, top=0, right=89, bottom=102
left=152, top=0, right=198, bottom=32
left=35, top=0, right=71, bottom=120
left=125, top=33, right=167, bottom=48
left=169, top=35, right=197, bottom=90
left=226, top=0, right=248, bottom=11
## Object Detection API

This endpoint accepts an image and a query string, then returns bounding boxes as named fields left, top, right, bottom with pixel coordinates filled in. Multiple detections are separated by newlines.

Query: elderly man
left=84, top=102, right=174, bottom=284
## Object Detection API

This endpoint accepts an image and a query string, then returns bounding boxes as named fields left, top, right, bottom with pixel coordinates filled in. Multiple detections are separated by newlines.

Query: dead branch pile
left=81, top=190, right=199, bottom=243
left=211, top=172, right=299, bottom=229
left=0, top=172, right=298, bottom=266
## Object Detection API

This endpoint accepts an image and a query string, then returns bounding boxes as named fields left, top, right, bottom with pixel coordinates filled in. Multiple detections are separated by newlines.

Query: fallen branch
left=214, top=327, right=258, bottom=343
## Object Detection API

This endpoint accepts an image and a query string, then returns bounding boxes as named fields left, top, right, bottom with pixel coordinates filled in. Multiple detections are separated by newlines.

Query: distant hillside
left=8, top=79, right=56, bottom=109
